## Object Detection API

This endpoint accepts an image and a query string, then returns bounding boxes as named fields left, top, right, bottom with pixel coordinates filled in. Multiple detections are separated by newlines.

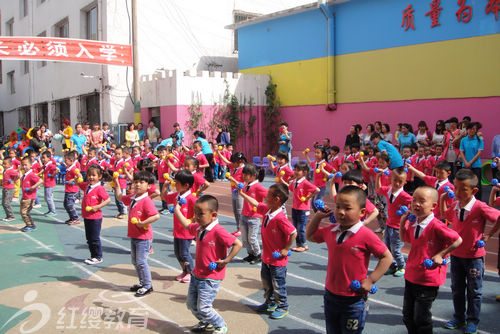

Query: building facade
left=0, top=0, right=311, bottom=138
left=234, top=0, right=500, bottom=156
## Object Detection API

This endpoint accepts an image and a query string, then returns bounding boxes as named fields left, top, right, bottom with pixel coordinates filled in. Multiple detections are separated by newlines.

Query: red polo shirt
left=123, top=194, right=158, bottom=239
left=165, top=191, right=197, bottom=239
left=21, top=170, right=40, bottom=200
left=289, top=177, right=319, bottom=210
left=241, top=181, right=268, bottom=217
left=43, top=161, right=58, bottom=187
left=3, top=167, right=19, bottom=189
left=376, top=186, right=412, bottom=229
left=79, top=182, right=110, bottom=219
left=424, top=176, right=454, bottom=219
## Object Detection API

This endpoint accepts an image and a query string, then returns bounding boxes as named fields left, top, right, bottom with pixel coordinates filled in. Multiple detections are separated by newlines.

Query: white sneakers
left=84, top=258, right=103, bottom=265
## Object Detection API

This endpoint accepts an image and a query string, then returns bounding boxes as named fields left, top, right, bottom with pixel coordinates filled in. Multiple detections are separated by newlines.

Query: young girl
left=270, top=151, right=294, bottom=185
left=239, top=163, right=267, bottom=264
left=77, top=165, right=111, bottom=265
left=305, top=146, right=333, bottom=212
left=221, top=152, right=246, bottom=236
left=282, top=161, right=319, bottom=252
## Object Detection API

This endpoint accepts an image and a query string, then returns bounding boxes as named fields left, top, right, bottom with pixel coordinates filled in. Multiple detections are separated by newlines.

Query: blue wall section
left=238, top=0, right=500, bottom=69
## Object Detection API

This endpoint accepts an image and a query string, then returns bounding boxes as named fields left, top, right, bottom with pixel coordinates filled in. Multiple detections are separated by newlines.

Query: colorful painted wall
left=238, top=0, right=500, bottom=156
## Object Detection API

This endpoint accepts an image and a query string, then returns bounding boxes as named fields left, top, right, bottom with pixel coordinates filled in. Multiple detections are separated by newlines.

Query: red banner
left=0, top=37, right=132, bottom=66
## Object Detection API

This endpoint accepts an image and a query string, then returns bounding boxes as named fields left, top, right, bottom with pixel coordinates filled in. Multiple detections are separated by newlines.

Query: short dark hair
left=294, top=161, right=310, bottom=174
left=330, top=145, right=340, bottom=153
left=21, top=156, right=32, bottom=163
left=42, top=151, right=52, bottom=158
left=269, top=183, right=289, bottom=205
left=173, top=122, right=179, bottom=127
left=230, top=152, right=247, bottom=163
left=196, top=194, right=218, bottom=212
left=379, top=153, right=390, bottom=163
left=455, top=168, right=478, bottom=188
left=87, top=165, right=103, bottom=177
left=184, top=156, right=199, bottom=169
left=242, top=163, right=265, bottom=182
left=370, top=132, right=381, bottom=140
left=435, top=160, right=451, bottom=172
left=342, top=170, right=364, bottom=185
left=338, top=185, right=366, bottom=209
left=137, top=158, right=154, bottom=173
left=276, top=151, right=289, bottom=161
left=175, top=169, right=195, bottom=187
left=133, top=171, right=156, bottom=184
left=392, top=166, right=407, bottom=177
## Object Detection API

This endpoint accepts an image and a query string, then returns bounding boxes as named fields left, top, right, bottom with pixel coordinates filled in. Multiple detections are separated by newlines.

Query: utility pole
left=132, top=0, right=140, bottom=118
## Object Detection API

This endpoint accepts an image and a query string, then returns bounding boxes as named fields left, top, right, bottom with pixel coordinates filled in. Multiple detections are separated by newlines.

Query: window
left=86, top=6, right=98, bottom=40
left=18, top=107, right=31, bottom=127
left=37, top=31, right=47, bottom=67
left=6, top=18, right=14, bottom=36
left=20, top=0, right=28, bottom=18
left=233, top=11, right=259, bottom=52
left=55, top=18, right=69, bottom=38
left=7, top=71, right=15, bottom=94
left=23, top=61, right=29, bottom=74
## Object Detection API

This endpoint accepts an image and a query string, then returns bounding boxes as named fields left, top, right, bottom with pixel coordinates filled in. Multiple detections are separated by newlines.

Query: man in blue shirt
left=173, top=123, right=184, bottom=146
left=459, top=123, right=484, bottom=198
left=371, top=133, right=403, bottom=169
left=194, top=130, right=214, bottom=182
left=397, top=124, right=416, bottom=151
left=70, top=123, right=88, bottom=155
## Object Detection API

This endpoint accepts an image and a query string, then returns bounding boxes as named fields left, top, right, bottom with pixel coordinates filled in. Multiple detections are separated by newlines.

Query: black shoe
left=135, top=287, right=153, bottom=297
left=242, top=254, right=254, bottom=262
left=129, top=284, right=143, bottom=292
left=250, top=254, right=262, bottom=265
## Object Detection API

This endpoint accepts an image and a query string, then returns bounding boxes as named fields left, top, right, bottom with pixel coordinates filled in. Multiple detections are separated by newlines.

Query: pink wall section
left=282, top=97, right=500, bottom=159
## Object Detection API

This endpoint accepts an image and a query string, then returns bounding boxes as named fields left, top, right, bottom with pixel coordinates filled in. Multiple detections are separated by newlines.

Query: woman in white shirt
left=381, top=123, right=393, bottom=143
left=432, top=120, right=446, bottom=145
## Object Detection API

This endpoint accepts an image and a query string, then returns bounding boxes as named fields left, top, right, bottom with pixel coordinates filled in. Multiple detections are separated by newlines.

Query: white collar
left=124, top=157, right=131, bottom=162
left=413, top=212, right=434, bottom=228
left=44, top=161, right=52, bottom=167
left=455, top=196, right=476, bottom=213
left=436, top=179, right=449, bottom=188
left=68, top=161, right=77, bottom=171
left=246, top=180, right=258, bottom=188
left=295, top=177, right=305, bottom=184
left=5, top=166, right=14, bottom=172
left=389, top=187, right=404, bottom=198
left=23, top=169, right=33, bottom=177
left=331, top=154, right=339, bottom=160
left=178, top=190, right=191, bottom=199
left=87, top=182, right=100, bottom=192
left=201, top=219, right=219, bottom=232
left=265, top=207, right=283, bottom=220
left=332, top=221, right=363, bottom=234
left=132, top=192, right=149, bottom=203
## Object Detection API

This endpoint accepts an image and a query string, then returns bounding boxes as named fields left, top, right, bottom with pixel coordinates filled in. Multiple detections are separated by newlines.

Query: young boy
left=114, top=171, right=160, bottom=297
left=64, top=151, right=81, bottom=225
left=440, top=169, right=500, bottom=333
left=406, top=160, right=454, bottom=220
left=239, top=183, right=297, bottom=319
left=162, top=170, right=197, bottom=283
left=112, top=147, right=128, bottom=219
left=400, top=186, right=462, bottom=333
left=306, top=186, right=393, bottom=333
left=376, top=167, right=412, bottom=277
left=174, top=195, right=242, bottom=334
left=41, top=151, right=58, bottom=216
left=20, top=157, right=43, bottom=232
left=2, top=158, right=19, bottom=221
left=156, top=146, right=170, bottom=214
left=191, top=141, right=209, bottom=173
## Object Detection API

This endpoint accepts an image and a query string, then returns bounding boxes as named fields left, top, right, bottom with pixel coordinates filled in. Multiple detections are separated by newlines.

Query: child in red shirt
left=376, top=167, right=413, bottom=277
left=305, top=146, right=333, bottom=212
left=2, top=158, right=19, bottom=221
left=78, top=165, right=111, bottom=265
left=400, top=186, right=462, bottom=333
left=64, top=151, right=81, bottom=225
left=282, top=161, right=319, bottom=252
left=41, top=151, right=58, bottom=216
left=114, top=171, right=160, bottom=297
left=238, top=164, right=268, bottom=264
left=270, top=151, right=294, bottom=185
left=307, top=186, right=392, bottom=333
left=223, top=152, right=246, bottom=236
left=440, top=169, right=500, bottom=333
left=20, top=157, right=43, bottom=232
left=240, top=183, right=297, bottom=319
left=162, top=170, right=197, bottom=283
left=173, top=195, right=242, bottom=334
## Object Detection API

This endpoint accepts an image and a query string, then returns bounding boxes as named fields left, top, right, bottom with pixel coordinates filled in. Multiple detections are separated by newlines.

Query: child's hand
left=215, top=258, right=228, bottom=269
left=314, top=206, right=333, bottom=219
left=359, top=278, right=374, bottom=295
left=279, top=249, right=289, bottom=258
left=431, top=254, right=444, bottom=266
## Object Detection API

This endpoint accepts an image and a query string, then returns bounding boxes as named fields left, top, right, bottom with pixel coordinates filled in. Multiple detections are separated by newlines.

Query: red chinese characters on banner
left=402, top=4, right=416, bottom=31
left=425, top=0, right=443, bottom=27
left=486, top=0, right=500, bottom=20
left=0, top=37, right=132, bottom=66
left=456, top=0, right=472, bottom=23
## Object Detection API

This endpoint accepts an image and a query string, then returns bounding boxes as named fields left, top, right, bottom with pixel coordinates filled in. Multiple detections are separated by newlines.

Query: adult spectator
left=70, top=123, right=88, bottom=155
left=459, top=122, right=484, bottom=198
left=345, top=125, right=360, bottom=147
left=397, top=123, right=416, bottom=150
left=374, top=121, right=383, bottom=134
left=361, top=124, right=374, bottom=147
left=59, top=119, right=73, bottom=151
left=371, top=132, right=403, bottom=169
left=147, top=120, right=160, bottom=148
left=102, top=122, right=114, bottom=147
left=415, top=121, right=432, bottom=146
left=278, top=122, right=292, bottom=162
left=381, top=123, right=393, bottom=143
left=40, top=123, right=53, bottom=148
left=432, top=120, right=446, bottom=145
left=125, top=123, right=139, bottom=147
left=173, top=122, right=184, bottom=146
left=30, top=127, right=46, bottom=154
left=492, top=134, right=500, bottom=158
left=137, top=123, right=146, bottom=142
left=83, top=122, right=92, bottom=143
left=216, top=125, right=230, bottom=145
left=90, top=122, right=103, bottom=148
left=194, top=130, right=214, bottom=182
left=443, top=117, right=461, bottom=180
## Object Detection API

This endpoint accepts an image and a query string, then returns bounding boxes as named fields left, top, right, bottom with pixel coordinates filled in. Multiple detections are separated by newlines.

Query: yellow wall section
left=241, top=34, right=500, bottom=106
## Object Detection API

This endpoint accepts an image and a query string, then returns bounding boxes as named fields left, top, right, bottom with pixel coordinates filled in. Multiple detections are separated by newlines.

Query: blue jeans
left=64, top=192, right=78, bottom=220
left=158, top=183, right=169, bottom=210
left=292, top=208, right=308, bottom=247
left=324, top=289, right=367, bottom=334
left=312, top=186, right=326, bottom=212
left=450, top=255, right=484, bottom=325
left=115, top=188, right=127, bottom=215
left=384, top=226, right=405, bottom=269
left=231, top=192, right=243, bottom=230
left=44, top=187, right=56, bottom=213
left=219, top=165, right=227, bottom=180
left=261, top=263, right=288, bottom=309
left=187, top=275, right=225, bottom=328
left=174, top=237, right=194, bottom=273
left=130, top=238, right=153, bottom=289
left=84, top=218, right=102, bottom=259
left=214, top=163, right=220, bottom=180
left=240, top=215, right=261, bottom=256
